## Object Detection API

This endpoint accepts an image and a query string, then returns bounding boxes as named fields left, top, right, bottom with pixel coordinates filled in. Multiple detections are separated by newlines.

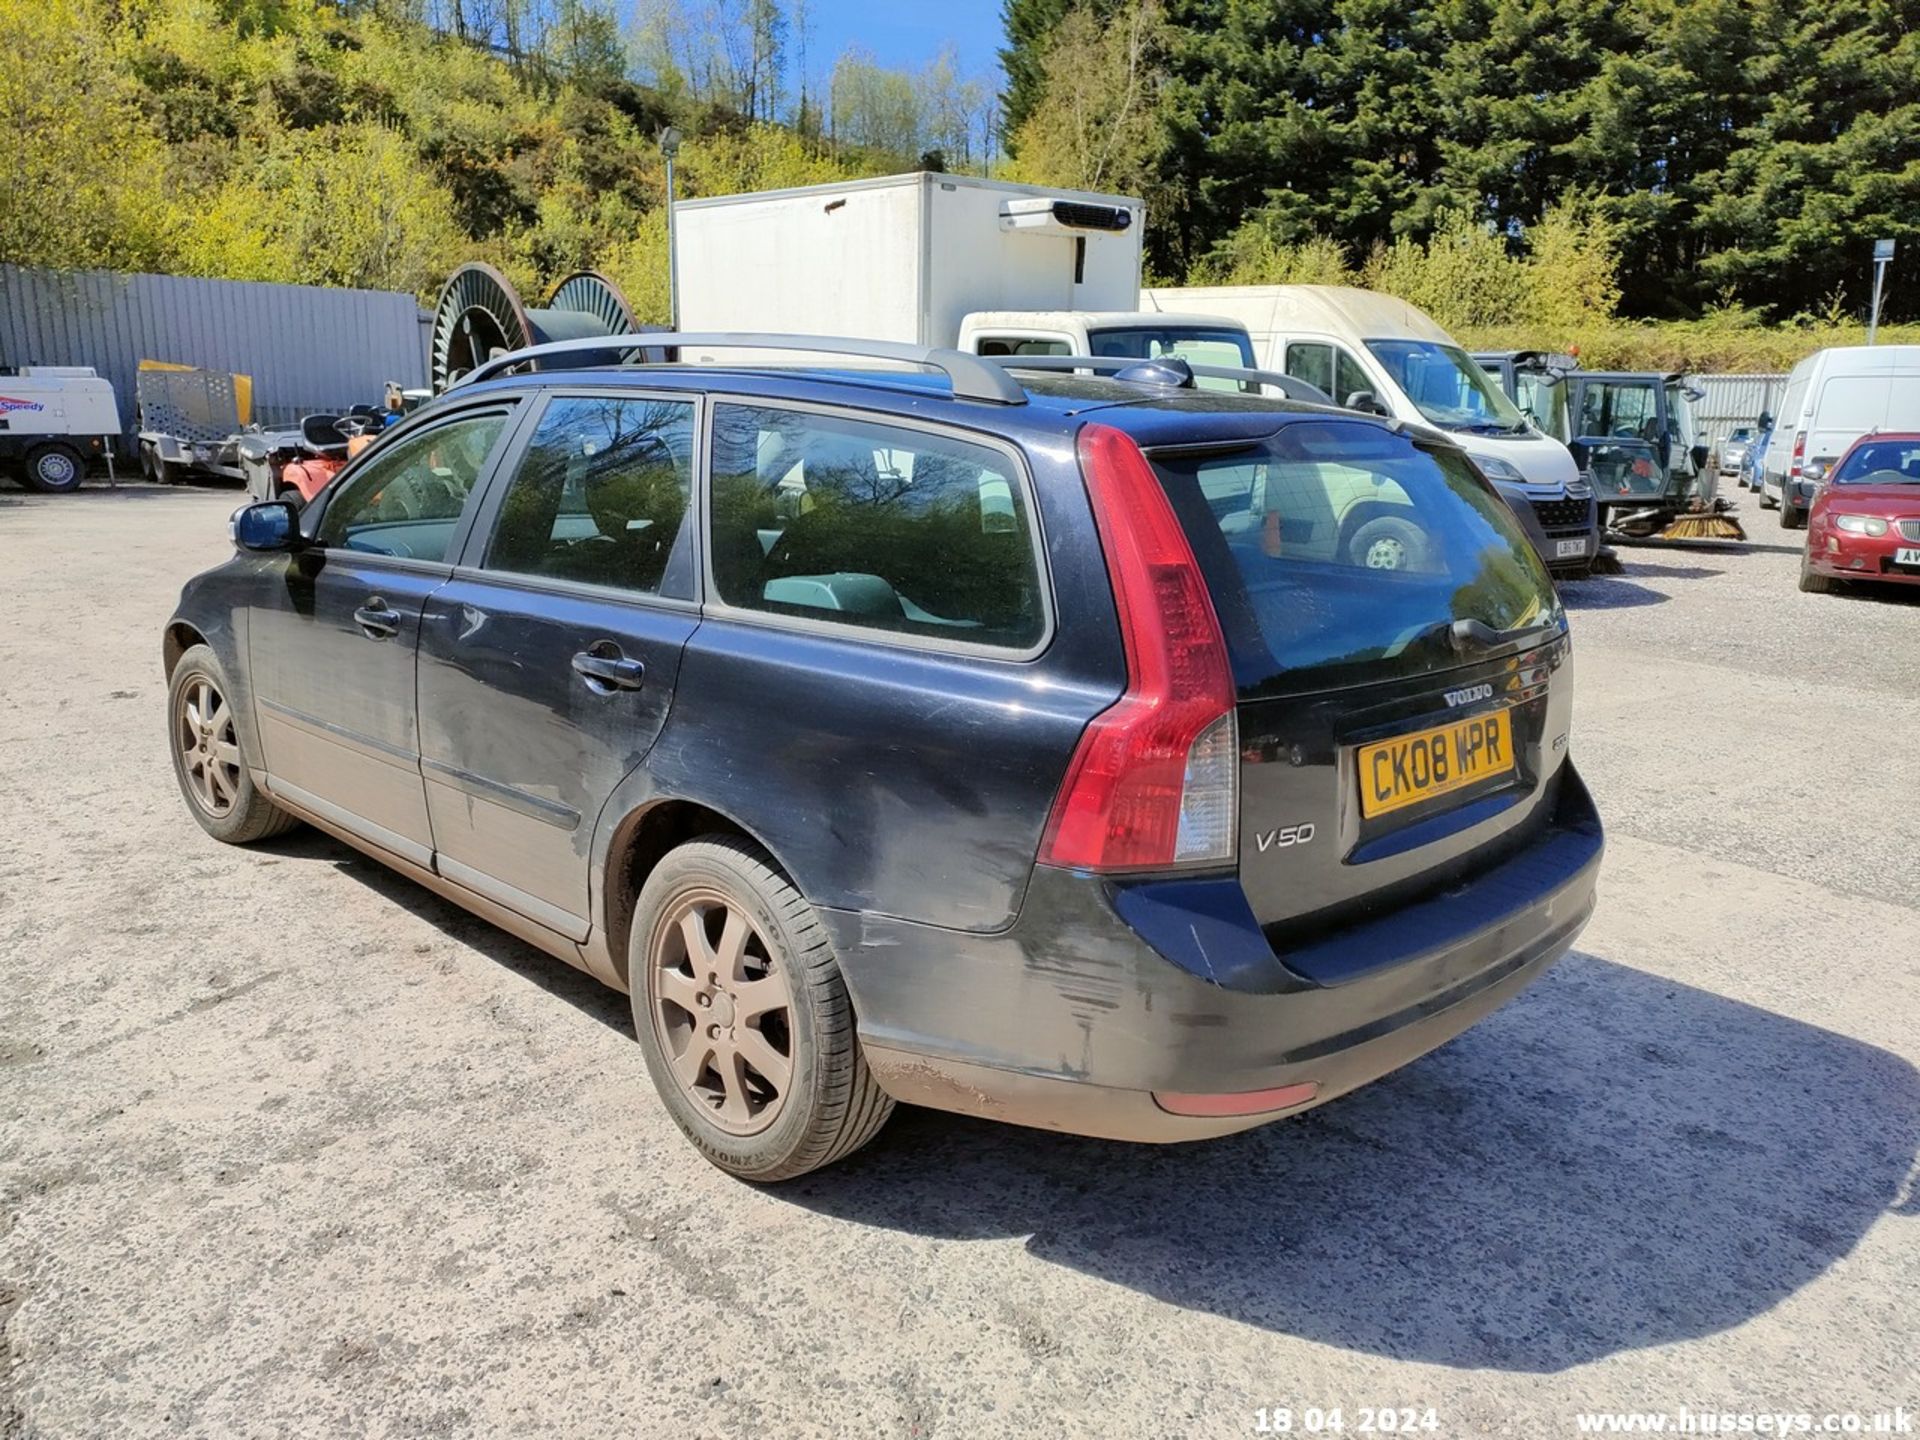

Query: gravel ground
left=2, top=479, right=1916, bottom=1439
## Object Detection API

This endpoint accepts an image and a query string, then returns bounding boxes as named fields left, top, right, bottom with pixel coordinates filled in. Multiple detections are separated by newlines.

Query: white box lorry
left=673, top=172, right=1256, bottom=368
left=0, top=366, right=119, bottom=492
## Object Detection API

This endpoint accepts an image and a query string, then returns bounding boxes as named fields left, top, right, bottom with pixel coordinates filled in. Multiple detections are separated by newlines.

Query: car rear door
left=656, top=397, right=1109, bottom=933
left=1146, top=417, right=1575, bottom=956
left=248, top=403, right=519, bottom=865
left=413, top=389, right=702, bottom=940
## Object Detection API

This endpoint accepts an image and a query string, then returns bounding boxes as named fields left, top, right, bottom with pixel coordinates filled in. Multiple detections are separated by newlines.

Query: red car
left=1800, top=432, right=1920, bottom=593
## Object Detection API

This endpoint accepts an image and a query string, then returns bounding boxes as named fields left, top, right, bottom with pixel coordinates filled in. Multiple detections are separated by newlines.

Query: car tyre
left=1346, top=514, right=1429, bottom=571
left=276, top=485, right=305, bottom=509
left=1798, top=552, right=1836, bottom=593
left=1780, top=498, right=1805, bottom=531
left=629, top=835, right=893, bottom=1182
left=22, top=442, right=85, bottom=493
left=1758, top=485, right=1778, bottom=510
left=168, top=644, right=301, bottom=844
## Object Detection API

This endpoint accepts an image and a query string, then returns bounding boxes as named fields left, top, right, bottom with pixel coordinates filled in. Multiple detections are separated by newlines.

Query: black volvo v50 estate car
left=164, top=336, right=1602, bottom=1181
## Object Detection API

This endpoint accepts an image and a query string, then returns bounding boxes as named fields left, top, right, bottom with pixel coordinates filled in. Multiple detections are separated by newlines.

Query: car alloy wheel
left=646, top=889, right=796, bottom=1136
left=176, top=675, right=242, bottom=818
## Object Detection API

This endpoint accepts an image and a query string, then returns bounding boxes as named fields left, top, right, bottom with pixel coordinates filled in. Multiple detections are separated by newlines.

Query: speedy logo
left=0, top=396, right=46, bottom=414
left=1443, top=682, right=1493, bottom=708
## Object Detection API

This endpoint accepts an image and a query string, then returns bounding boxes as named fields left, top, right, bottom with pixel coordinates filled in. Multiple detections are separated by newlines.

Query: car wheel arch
left=598, top=797, right=802, bottom=989
left=164, top=620, right=209, bottom=680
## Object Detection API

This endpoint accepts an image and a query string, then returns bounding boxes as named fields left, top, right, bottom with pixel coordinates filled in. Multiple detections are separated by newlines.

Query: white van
left=1143, top=285, right=1596, bottom=569
left=1760, top=345, right=1920, bottom=529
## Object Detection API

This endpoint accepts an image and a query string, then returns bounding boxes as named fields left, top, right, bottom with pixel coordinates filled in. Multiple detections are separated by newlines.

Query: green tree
left=1003, top=0, right=1166, bottom=196
left=0, top=0, right=178, bottom=272
left=998, top=0, right=1072, bottom=147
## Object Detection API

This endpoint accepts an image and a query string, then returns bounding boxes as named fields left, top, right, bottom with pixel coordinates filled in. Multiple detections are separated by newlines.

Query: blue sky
left=799, top=0, right=1004, bottom=84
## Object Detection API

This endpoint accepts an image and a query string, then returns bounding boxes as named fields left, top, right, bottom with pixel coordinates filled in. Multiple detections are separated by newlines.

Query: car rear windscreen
left=1149, top=419, right=1564, bottom=699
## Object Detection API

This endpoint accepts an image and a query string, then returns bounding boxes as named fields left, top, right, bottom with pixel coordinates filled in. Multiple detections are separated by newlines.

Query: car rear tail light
left=1790, top=430, right=1806, bottom=478
left=1155, top=1082, right=1320, bottom=1117
left=1039, top=424, right=1238, bottom=871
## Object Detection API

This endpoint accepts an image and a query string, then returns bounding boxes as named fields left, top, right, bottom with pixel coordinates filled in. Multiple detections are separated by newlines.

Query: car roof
left=1836, top=431, right=1920, bottom=451
left=438, top=362, right=1398, bottom=451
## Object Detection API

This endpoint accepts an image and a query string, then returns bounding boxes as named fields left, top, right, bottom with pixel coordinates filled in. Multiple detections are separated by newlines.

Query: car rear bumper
left=826, top=764, right=1603, bottom=1142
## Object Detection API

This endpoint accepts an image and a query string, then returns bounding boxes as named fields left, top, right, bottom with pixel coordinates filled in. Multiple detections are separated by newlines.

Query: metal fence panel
left=1686, top=372, right=1789, bottom=448
left=0, top=265, right=428, bottom=451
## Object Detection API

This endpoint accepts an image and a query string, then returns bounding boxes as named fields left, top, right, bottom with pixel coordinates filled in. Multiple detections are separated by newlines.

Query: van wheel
left=168, top=645, right=301, bottom=844
left=22, top=443, right=85, bottom=493
left=1780, top=499, right=1805, bottom=531
left=276, top=486, right=305, bottom=508
left=1758, top=486, right=1778, bottom=510
left=629, top=836, right=893, bottom=1182
left=1347, top=514, right=1428, bottom=571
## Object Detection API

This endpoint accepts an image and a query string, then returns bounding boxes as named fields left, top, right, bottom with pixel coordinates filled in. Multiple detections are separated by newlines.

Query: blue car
left=165, top=336, right=1602, bottom=1181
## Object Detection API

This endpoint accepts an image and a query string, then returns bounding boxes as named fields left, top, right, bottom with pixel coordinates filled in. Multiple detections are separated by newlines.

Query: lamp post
left=1868, top=238, right=1895, bottom=345
left=660, top=126, right=683, bottom=331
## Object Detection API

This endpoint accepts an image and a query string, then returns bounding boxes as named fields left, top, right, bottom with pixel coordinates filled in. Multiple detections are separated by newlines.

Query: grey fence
left=0, top=265, right=430, bottom=451
left=1686, top=372, right=1789, bottom=448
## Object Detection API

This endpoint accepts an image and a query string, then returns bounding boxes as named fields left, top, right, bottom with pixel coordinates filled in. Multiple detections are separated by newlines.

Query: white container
left=0, top=366, right=121, bottom=441
left=674, top=172, right=1217, bottom=361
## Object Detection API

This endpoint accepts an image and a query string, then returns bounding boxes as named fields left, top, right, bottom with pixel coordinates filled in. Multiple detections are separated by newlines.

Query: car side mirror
left=1758, top=411, right=1773, bottom=431
left=1344, top=389, right=1391, bottom=418
left=231, top=500, right=304, bottom=552
left=1567, top=440, right=1591, bottom=469
left=1690, top=443, right=1711, bottom=473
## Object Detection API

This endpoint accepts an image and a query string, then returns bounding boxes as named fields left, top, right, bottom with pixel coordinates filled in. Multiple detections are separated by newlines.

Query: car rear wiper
left=1399, top=617, right=1561, bottom=659
left=1449, top=617, right=1561, bottom=654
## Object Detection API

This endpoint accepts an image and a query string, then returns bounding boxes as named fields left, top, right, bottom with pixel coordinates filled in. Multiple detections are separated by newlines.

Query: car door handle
left=571, top=648, right=645, bottom=693
left=353, top=600, right=402, bottom=639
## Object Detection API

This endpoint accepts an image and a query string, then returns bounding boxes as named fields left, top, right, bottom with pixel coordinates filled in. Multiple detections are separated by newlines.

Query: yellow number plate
left=1358, top=709, right=1515, bottom=818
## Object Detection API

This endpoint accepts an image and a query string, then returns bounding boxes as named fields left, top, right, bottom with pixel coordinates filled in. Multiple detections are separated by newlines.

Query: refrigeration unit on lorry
left=672, top=172, right=1256, bottom=370
left=0, top=366, right=120, bottom=492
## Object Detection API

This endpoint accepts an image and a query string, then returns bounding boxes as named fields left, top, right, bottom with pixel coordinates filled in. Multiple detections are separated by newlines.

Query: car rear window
left=1148, top=419, right=1563, bottom=699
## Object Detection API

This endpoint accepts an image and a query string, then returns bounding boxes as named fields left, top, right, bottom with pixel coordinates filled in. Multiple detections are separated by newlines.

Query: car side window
left=483, top=395, right=695, bottom=596
left=318, top=411, right=508, bottom=563
left=1285, top=342, right=1333, bottom=395
left=974, top=337, right=1071, bottom=357
left=708, top=404, right=1046, bottom=651
left=1333, top=348, right=1372, bottom=404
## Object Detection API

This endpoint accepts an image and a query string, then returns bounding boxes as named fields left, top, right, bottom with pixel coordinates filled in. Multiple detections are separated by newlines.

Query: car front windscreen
left=1833, top=440, right=1920, bottom=484
left=1366, top=340, right=1529, bottom=434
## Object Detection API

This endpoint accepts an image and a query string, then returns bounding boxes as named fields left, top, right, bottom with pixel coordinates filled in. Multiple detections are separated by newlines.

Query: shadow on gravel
left=1611, top=562, right=1725, bottom=581
left=1821, top=580, right=1920, bottom=608
left=6, top=479, right=240, bottom=500
left=785, top=952, right=1920, bottom=1372
left=1557, top=579, right=1671, bottom=610
left=254, top=828, right=633, bottom=1034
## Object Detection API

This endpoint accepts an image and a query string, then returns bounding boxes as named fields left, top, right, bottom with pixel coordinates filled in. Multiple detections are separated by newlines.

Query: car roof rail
left=447, top=332, right=1029, bottom=406
left=980, top=353, right=1335, bottom=407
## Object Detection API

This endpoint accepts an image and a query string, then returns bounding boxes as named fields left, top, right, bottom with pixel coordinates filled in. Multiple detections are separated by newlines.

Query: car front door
left=248, top=404, right=519, bottom=865
left=414, top=390, right=702, bottom=940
